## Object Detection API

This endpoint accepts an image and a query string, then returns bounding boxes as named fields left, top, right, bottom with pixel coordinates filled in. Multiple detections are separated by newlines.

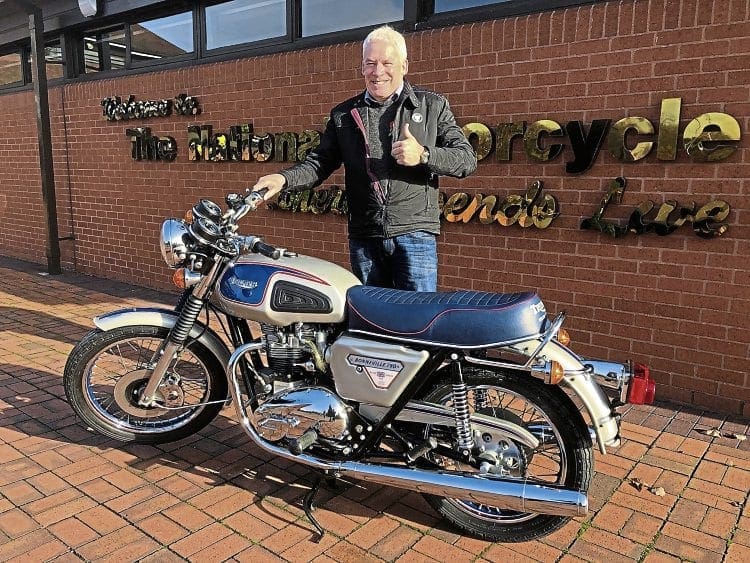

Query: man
left=252, top=25, right=476, bottom=291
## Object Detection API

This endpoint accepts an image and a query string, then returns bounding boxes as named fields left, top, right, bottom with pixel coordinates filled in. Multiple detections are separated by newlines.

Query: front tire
left=64, top=325, right=227, bottom=444
left=421, top=366, right=593, bottom=543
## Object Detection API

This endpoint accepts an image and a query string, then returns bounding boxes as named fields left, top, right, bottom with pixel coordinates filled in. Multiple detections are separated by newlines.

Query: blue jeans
left=349, top=231, right=438, bottom=291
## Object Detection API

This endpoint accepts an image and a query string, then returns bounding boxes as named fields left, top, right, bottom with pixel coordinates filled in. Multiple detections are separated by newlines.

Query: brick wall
left=0, top=0, right=747, bottom=415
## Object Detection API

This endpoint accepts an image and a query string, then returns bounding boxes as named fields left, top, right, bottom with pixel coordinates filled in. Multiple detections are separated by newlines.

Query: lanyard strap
left=350, top=108, right=387, bottom=204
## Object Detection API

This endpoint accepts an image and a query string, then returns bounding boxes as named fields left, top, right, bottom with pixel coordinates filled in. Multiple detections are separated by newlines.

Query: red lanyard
left=350, top=108, right=387, bottom=204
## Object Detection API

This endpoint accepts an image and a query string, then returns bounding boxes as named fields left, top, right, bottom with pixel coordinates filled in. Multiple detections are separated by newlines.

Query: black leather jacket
left=280, top=81, right=477, bottom=238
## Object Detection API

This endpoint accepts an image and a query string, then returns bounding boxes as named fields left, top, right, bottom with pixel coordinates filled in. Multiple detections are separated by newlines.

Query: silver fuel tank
left=213, top=253, right=360, bottom=325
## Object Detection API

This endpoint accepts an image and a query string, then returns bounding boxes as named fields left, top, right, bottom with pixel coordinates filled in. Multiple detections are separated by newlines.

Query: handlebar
left=244, top=188, right=268, bottom=211
left=242, top=235, right=281, bottom=260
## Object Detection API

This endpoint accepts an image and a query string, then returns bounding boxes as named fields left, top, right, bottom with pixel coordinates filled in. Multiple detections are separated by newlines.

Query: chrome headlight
left=160, top=219, right=190, bottom=268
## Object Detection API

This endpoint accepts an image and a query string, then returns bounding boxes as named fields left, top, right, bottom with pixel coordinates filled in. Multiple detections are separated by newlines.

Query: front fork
left=138, top=259, right=224, bottom=407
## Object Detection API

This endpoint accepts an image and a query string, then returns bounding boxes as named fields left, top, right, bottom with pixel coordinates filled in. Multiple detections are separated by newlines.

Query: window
left=435, top=0, right=510, bottom=12
left=43, top=42, right=64, bottom=80
left=82, top=27, right=126, bottom=73
left=26, top=40, right=64, bottom=80
left=131, top=12, right=194, bottom=64
left=301, top=0, right=404, bottom=37
left=0, top=52, right=23, bottom=86
left=205, top=0, right=287, bottom=50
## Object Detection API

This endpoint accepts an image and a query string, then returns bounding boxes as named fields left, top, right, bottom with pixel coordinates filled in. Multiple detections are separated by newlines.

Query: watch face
left=78, top=0, right=98, bottom=17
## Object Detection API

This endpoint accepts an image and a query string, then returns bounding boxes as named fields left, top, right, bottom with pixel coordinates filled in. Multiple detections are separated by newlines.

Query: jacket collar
left=355, top=80, right=420, bottom=109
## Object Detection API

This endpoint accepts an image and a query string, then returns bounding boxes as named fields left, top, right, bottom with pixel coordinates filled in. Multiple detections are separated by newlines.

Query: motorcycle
left=63, top=189, right=656, bottom=543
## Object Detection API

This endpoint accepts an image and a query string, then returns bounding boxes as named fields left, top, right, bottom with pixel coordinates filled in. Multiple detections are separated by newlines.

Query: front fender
left=93, top=307, right=232, bottom=368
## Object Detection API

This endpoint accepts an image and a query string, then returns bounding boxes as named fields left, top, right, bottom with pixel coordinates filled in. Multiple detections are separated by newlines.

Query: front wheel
left=64, top=325, right=228, bottom=444
left=420, top=366, right=593, bottom=543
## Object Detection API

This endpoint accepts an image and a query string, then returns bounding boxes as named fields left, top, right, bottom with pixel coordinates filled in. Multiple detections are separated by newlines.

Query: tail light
left=626, top=363, right=656, bottom=405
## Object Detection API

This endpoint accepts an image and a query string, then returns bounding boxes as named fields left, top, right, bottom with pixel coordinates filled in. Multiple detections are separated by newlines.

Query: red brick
left=369, top=524, right=422, bottom=560
left=0, top=508, right=39, bottom=537
left=170, top=522, right=232, bottom=558
left=48, top=517, right=100, bottom=548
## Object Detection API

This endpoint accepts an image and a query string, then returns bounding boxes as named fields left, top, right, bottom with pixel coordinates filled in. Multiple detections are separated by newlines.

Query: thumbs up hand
left=391, top=123, right=425, bottom=166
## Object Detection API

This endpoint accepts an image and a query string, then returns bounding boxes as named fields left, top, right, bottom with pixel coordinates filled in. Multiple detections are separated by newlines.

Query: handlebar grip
left=252, top=240, right=281, bottom=260
left=244, top=188, right=269, bottom=211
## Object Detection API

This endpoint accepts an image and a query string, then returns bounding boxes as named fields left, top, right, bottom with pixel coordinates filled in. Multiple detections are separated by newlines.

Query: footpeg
left=406, top=437, right=437, bottom=462
left=289, top=430, right=318, bottom=455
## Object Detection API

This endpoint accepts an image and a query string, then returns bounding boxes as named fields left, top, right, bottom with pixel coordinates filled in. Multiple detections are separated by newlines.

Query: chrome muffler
left=227, top=343, right=588, bottom=518
left=337, top=462, right=587, bottom=517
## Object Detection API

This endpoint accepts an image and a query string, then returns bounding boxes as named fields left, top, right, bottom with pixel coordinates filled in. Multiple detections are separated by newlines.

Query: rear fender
left=93, top=307, right=232, bottom=368
left=511, top=339, right=621, bottom=454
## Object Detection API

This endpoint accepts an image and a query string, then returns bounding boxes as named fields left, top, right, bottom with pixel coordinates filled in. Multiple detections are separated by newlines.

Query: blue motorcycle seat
left=346, top=286, right=548, bottom=348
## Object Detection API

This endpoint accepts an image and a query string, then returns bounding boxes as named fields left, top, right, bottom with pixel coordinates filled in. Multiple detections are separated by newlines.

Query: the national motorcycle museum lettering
left=111, top=95, right=738, bottom=238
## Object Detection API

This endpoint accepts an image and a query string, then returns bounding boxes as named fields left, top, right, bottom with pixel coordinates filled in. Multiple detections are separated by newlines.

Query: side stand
left=303, top=474, right=326, bottom=542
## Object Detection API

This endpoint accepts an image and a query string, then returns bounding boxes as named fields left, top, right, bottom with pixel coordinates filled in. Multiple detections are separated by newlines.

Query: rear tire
left=64, top=325, right=227, bottom=444
left=421, top=366, right=593, bottom=543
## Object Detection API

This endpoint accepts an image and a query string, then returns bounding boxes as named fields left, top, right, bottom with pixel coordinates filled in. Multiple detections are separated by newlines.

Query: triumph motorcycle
left=64, top=190, right=656, bottom=543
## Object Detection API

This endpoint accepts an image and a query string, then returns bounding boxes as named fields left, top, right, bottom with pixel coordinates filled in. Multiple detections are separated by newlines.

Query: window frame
left=128, top=10, right=199, bottom=70
left=416, top=0, right=599, bottom=29
left=200, top=0, right=294, bottom=58
left=0, top=0, right=603, bottom=86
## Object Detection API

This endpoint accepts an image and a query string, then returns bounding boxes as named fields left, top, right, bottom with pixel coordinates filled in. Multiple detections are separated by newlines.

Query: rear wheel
left=64, top=325, right=227, bottom=444
left=420, top=366, right=593, bottom=542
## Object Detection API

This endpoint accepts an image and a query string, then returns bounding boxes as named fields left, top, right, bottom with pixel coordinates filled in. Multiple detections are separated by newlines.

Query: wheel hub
left=112, top=370, right=169, bottom=417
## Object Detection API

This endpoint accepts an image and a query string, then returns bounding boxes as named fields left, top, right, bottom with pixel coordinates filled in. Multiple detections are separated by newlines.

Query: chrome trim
left=93, top=308, right=232, bottom=368
left=581, top=358, right=633, bottom=404
left=226, top=342, right=587, bottom=518
left=523, top=313, right=565, bottom=368
left=465, top=342, right=622, bottom=455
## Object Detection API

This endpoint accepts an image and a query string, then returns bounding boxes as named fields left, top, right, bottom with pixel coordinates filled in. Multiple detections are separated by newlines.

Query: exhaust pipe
left=227, top=344, right=588, bottom=518
left=338, top=462, right=587, bottom=517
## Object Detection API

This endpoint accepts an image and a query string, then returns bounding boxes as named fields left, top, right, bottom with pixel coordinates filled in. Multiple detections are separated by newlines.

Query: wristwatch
left=420, top=146, right=430, bottom=165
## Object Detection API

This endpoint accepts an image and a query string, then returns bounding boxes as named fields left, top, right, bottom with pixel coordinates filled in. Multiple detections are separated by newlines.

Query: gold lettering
left=524, top=120, right=564, bottom=162
left=462, top=123, right=494, bottom=162
left=443, top=193, right=471, bottom=222
left=252, top=134, right=274, bottom=162
left=608, top=117, right=654, bottom=162
left=683, top=113, right=741, bottom=162
left=495, top=122, right=526, bottom=161
left=656, top=97, right=681, bottom=160
left=274, top=132, right=298, bottom=162
left=297, top=130, right=321, bottom=161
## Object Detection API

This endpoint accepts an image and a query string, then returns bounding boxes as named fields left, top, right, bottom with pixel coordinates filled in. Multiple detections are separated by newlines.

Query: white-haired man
left=253, top=25, right=476, bottom=291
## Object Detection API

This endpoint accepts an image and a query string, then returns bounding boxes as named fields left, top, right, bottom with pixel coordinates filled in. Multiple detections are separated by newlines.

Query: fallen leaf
left=731, top=433, right=747, bottom=441
left=628, top=477, right=645, bottom=492
left=650, top=486, right=666, bottom=497
left=730, top=500, right=743, bottom=508
left=699, top=427, right=722, bottom=438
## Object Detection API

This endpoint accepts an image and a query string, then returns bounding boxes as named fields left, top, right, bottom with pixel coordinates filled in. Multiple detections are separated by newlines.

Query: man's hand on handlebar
left=252, top=174, right=287, bottom=202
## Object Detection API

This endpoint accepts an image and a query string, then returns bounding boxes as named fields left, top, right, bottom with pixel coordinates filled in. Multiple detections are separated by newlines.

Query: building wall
left=0, top=0, right=748, bottom=415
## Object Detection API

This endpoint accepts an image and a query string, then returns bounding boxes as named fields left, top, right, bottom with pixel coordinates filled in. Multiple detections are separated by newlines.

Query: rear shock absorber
left=451, top=355, right=475, bottom=455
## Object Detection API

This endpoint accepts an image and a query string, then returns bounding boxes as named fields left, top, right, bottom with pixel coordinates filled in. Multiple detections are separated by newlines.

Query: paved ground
left=0, top=256, right=748, bottom=563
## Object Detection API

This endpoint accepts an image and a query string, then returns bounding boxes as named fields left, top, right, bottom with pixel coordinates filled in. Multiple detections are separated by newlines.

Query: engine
left=251, top=323, right=371, bottom=455
left=260, top=323, right=327, bottom=386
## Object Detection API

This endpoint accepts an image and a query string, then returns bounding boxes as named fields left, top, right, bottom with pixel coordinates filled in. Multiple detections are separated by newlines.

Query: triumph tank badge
left=228, top=276, right=258, bottom=290
left=411, top=113, right=423, bottom=123
left=347, top=354, right=403, bottom=389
